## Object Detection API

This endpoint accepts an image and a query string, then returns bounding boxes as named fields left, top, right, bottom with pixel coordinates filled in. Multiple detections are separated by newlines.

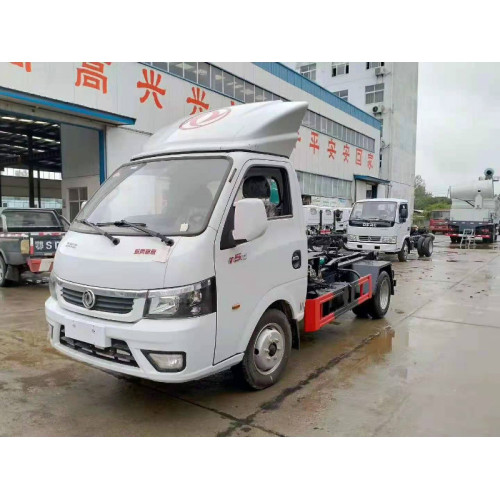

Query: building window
left=365, top=83, right=384, bottom=104
left=299, top=63, right=316, bottom=81
left=366, top=62, right=385, bottom=69
left=68, top=187, right=88, bottom=221
left=333, top=89, right=348, bottom=101
left=332, top=62, right=349, bottom=77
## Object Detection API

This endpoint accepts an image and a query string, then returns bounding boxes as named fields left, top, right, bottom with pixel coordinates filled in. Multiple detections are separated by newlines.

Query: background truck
left=45, top=101, right=396, bottom=390
left=346, top=198, right=434, bottom=261
left=429, top=209, right=451, bottom=234
left=0, top=208, right=68, bottom=287
left=447, top=169, right=499, bottom=244
left=334, top=207, right=352, bottom=233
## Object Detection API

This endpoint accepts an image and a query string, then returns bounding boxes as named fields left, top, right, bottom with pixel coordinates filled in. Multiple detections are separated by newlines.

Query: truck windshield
left=350, top=201, right=397, bottom=222
left=72, top=158, right=230, bottom=236
left=4, top=210, right=62, bottom=232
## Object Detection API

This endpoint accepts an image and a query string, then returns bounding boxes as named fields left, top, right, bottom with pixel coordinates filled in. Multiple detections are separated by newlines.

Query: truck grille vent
left=61, top=287, right=135, bottom=314
left=60, top=328, right=138, bottom=367
left=359, top=236, right=381, bottom=242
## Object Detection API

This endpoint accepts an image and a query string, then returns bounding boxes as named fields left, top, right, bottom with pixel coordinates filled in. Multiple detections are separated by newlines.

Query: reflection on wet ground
left=1, top=235, right=500, bottom=436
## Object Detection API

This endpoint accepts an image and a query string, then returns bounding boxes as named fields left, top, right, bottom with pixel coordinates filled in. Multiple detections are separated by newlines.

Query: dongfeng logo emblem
left=82, top=290, right=96, bottom=309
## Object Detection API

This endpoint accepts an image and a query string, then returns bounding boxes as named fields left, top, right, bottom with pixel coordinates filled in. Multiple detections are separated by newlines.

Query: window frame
left=331, top=62, right=349, bottom=77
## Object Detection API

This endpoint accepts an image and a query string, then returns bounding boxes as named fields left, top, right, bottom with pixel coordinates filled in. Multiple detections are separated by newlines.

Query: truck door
left=213, top=163, right=306, bottom=364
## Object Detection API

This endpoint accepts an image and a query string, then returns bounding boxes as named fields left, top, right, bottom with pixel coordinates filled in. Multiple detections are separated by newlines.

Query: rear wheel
left=0, top=256, right=6, bottom=287
left=233, top=308, right=292, bottom=390
left=422, top=236, right=434, bottom=257
left=367, top=271, right=392, bottom=319
left=417, top=236, right=425, bottom=257
left=397, top=241, right=409, bottom=262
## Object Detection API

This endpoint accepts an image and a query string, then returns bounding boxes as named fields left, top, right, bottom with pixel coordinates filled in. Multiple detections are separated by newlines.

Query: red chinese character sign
left=327, top=140, right=337, bottom=160
left=309, top=132, right=319, bottom=154
left=179, top=109, right=231, bottom=130
left=75, top=63, right=111, bottom=94
left=187, top=87, right=209, bottom=114
left=343, top=144, right=350, bottom=163
left=367, top=153, right=374, bottom=169
left=356, top=148, right=363, bottom=166
left=10, top=62, right=32, bottom=72
left=137, top=69, right=166, bottom=109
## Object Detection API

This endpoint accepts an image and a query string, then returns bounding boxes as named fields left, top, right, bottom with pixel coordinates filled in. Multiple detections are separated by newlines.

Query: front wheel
left=233, top=308, right=292, bottom=390
left=367, top=271, right=392, bottom=319
left=397, top=241, right=409, bottom=262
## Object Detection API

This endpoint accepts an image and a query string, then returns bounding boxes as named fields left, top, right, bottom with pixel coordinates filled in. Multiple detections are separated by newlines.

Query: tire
left=422, top=236, right=434, bottom=257
left=233, top=308, right=292, bottom=390
left=417, top=236, right=425, bottom=257
left=0, top=256, right=7, bottom=287
left=367, top=271, right=392, bottom=319
left=397, top=241, right=409, bottom=262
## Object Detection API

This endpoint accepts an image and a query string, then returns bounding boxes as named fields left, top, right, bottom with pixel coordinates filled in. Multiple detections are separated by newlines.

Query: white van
left=46, top=101, right=395, bottom=389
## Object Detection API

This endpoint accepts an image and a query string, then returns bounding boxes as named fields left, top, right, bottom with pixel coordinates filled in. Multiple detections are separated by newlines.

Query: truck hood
left=53, top=228, right=216, bottom=290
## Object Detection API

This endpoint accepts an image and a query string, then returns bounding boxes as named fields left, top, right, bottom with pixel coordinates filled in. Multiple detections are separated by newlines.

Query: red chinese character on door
left=343, top=144, right=350, bottom=162
left=309, top=131, right=319, bottom=154
left=327, top=139, right=337, bottom=159
left=10, top=62, right=32, bottom=72
left=137, top=69, right=166, bottom=109
left=75, top=63, right=111, bottom=94
left=187, top=87, right=209, bottom=114
left=367, top=153, right=374, bottom=169
left=356, top=148, right=363, bottom=166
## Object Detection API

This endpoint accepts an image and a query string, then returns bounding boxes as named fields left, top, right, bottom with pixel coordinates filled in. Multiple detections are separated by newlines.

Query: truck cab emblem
left=82, top=290, right=96, bottom=309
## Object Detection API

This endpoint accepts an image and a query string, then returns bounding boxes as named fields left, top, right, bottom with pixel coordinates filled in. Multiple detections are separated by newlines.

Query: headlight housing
left=381, top=236, right=397, bottom=244
left=49, top=272, right=58, bottom=299
left=145, top=278, right=216, bottom=319
left=347, top=234, right=359, bottom=242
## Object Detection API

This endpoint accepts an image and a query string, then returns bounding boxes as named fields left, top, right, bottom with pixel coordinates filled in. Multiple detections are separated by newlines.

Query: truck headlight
left=381, top=236, right=397, bottom=244
left=49, top=272, right=58, bottom=299
left=145, top=278, right=216, bottom=319
left=347, top=234, right=359, bottom=241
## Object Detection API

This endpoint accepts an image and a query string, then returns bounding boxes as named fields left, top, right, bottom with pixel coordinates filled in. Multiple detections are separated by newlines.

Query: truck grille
left=60, top=327, right=138, bottom=367
left=359, top=236, right=381, bottom=242
left=61, top=287, right=135, bottom=314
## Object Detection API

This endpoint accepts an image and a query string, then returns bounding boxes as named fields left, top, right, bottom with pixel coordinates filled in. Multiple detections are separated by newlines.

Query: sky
left=416, top=63, right=500, bottom=196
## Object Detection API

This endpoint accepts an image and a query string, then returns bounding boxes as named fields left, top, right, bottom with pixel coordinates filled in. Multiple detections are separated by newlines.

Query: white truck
left=447, top=169, right=499, bottom=244
left=346, top=198, right=434, bottom=261
left=303, top=205, right=321, bottom=235
left=334, top=207, right=352, bottom=233
left=45, top=101, right=396, bottom=390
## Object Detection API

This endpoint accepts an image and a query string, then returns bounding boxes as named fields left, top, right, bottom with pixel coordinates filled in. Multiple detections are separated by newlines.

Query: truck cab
left=346, top=198, right=412, bottom=261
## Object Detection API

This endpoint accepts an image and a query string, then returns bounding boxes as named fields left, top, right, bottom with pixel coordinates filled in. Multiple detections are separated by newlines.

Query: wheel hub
left=253, top=323, right=285, bottom=375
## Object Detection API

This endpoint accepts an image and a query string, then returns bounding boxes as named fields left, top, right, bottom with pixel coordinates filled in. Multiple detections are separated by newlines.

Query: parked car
left=0, top=208, right=68, bottom=286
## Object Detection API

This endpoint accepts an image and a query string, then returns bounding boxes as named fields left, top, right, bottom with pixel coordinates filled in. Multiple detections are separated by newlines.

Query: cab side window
left=235, top=167, right=292, bottom=220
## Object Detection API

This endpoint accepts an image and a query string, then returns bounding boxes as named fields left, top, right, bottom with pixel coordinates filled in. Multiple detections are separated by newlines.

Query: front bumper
left=45, top=297, right=242, bottom=383
left=345, top=241, right=399, bottom=253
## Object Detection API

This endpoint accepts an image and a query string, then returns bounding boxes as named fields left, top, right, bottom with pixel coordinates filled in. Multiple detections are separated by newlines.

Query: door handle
left=292, top=250, right=302, bottom=269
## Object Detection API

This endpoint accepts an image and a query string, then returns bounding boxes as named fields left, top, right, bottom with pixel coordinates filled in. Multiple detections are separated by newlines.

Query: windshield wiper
left=97, top=220, right=174, bottom=246
left=76, top=219, right=120, bottom=246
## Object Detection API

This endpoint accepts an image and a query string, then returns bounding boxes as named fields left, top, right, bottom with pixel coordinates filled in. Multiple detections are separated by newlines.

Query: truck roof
left=0, top=207, right=58, bottom=215
left=133, top=101, right=308, bottom=161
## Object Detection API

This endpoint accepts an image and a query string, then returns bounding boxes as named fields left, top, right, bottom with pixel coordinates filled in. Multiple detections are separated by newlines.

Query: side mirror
left=399, top=207, right=408, bottom=220
left=233, top=198, right=268, bottom=243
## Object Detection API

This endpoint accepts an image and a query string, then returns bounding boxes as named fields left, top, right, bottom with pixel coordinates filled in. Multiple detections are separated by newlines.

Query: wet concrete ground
left=1, top=235, right=500, bottom=436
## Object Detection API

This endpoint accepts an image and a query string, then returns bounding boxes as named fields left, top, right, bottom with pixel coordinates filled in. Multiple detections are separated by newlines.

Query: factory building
left=0, top=62, right=383, bottom=219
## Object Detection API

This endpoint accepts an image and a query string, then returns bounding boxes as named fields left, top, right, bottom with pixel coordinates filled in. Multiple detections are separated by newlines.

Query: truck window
left=235, top=167, right=292, bottom=219
left=4, top=210, right=62, bottom=231
left=73, top=158, right=231, bottom=237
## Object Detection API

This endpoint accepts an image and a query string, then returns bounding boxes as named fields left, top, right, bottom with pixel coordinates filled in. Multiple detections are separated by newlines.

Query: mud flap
left=6, top=265, right=20, bottom=282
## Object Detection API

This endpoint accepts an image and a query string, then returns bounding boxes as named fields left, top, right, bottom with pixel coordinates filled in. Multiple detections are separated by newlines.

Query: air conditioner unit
left=375, top=66, right=387, bottom=76
left=372, top=105, right=385, bottom=114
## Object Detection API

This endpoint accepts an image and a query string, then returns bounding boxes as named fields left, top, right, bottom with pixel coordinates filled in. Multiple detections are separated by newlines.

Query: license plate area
left=65, top=319, right=110, bottom=348
left=31, top=236, right=61, bottom=256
